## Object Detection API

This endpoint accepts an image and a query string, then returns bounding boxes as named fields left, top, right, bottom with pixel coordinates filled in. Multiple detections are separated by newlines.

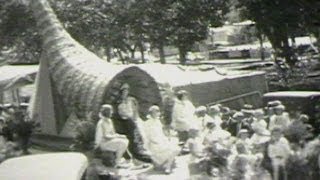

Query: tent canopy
left=0, top=65, right=38, bottom=91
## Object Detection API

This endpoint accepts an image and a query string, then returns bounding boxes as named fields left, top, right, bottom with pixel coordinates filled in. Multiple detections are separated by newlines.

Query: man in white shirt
left=267, top=127, right=292, bottom=180
left=268, top=105, right=290, bottom=131
left=171, top=90, right=195, bottom=143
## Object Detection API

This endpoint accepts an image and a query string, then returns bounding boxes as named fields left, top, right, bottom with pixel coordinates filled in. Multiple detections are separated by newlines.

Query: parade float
left=28, top=0, right=267, bottom=156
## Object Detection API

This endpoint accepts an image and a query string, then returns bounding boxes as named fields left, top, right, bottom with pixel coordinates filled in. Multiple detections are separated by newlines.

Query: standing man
left=268, top=104, right=290, bottom=131
left=225, top=112, right=245, bottom=137
left=267, top=127, right=292, bottom=180
left=171, top=90, right=195, bottom=143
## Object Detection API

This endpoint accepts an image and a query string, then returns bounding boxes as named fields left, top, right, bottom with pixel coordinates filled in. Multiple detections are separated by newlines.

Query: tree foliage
left=237, top=0, right=320, bottom=65
left=170, top=0, right=229, bottom=64
left=52, top=0, right=229, bottom=64
left=1, top=0, right=319, bottom=66
left=144, top=0, right=175, bottom=64
left=297, top=0, right=320, bottom=48
left=0, top=0, right=41, bottom=64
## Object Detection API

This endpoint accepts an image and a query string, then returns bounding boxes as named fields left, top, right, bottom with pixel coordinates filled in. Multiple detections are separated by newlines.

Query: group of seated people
left=94, top=103, right=180, bottom=174
left=93, top=88, right=319, bottom=180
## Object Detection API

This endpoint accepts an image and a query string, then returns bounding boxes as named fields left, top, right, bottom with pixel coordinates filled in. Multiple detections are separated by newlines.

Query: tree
left=0, top=0, right=41, bottom=64
left=53, top=0, right=152, bottom=64
left=297, top=0, right=320, bottom=51
left=237, top=0, right=312, bottom=65
left=52, top=0, right=229, bottom=65
left=144, top=0, right=176, bottom=64
left=170, top=0, right=229, bottom=64
left=51, top=0, right=116, bottom=62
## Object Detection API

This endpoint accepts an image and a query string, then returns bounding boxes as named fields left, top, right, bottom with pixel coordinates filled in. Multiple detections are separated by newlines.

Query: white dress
left=171, top=99, right=195, bottom=131
left=204, top=127, right=231, bottom=146
left=94, top=117, right=128, bottom=152
left=193, top=114, right=214, bottom=131
left=143, top=117, right=180, bottom=167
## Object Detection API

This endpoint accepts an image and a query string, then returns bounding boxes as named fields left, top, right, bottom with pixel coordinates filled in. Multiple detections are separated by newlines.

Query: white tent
left=0, top=65, right=38, bottom=105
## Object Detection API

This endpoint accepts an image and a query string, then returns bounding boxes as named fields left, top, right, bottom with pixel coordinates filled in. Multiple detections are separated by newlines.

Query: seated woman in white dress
left=94, top=104, right=129, bottom=168
left=143, top=105, right=180, bottom=174
left=203, top=121, right=231, bottom=147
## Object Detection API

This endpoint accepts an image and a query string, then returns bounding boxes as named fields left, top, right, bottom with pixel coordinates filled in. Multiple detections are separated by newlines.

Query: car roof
left=0, top=152, right=88, bottom=180
left=263, top=91, right=320, bottom=98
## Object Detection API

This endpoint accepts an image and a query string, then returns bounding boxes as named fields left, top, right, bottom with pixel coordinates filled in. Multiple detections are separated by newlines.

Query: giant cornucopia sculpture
left=29, top=0, right=267, bottom=161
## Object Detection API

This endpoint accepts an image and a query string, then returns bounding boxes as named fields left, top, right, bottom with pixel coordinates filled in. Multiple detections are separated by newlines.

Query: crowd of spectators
left=0, top=104, right=36, bottom=163
left=168, top=90, right=318, bottom=180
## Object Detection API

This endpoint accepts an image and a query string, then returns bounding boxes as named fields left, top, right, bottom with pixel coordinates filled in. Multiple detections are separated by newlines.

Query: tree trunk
left=117, top=50, right=125, bottom=64
left=178, top=47, right=187, bottom=65
left=282, top=25, right=296, bottom=66
left=312, top=31, right=320, bottom=53
left=130, top=49, right=135, bottom=59
left=106, top=46, right=111, bottom=62
left=139, top=43, right=145, bottom=63
left=158, top=44, right=166, bottom=64
left=283, top=39, right=290, bottom=61
left=291, top=36, right=296, bottom=47
left=126, top=44, right=136, bottom=60
left=283, top=38, right=295, bottom=66
left=258, top=32, right=265, bottom=61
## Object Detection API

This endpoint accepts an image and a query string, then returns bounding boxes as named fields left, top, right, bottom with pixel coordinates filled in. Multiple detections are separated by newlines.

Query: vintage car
left=0, top=152, right=154, bottom=180
left=263, top=91, right=320, bottom=131
left=0, top=153, right=88, bottom=180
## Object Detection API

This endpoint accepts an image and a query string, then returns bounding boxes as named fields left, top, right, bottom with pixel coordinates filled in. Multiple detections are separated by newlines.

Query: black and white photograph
left=0, top=0, right=319, bottom=179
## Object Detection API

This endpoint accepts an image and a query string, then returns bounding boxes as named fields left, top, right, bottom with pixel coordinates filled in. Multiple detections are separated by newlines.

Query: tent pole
left=16, top=89, right=21, bottom=107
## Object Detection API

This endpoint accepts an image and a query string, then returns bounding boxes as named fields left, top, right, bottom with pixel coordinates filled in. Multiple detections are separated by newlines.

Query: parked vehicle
left=0, top=153, right=88, bottom=180
left=263, top=91, right=320, bottom=132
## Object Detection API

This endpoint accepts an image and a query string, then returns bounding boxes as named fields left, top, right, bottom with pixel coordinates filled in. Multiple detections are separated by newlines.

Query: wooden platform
left=30, top=134, right=73, bottom=151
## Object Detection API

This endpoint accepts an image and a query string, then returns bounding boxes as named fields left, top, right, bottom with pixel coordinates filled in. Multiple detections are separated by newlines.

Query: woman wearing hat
left=143, top=105, right=179, bottom=174
left=203, top=121, right=231, bottom=147
left=95, top=104, right=129, bottom=168
left=208, top=105, right=223, bottom=127
left=250, top=121, right=270, bottom=154
left=194, top=106, right=214, bottom=132
left=236, top=129, right=252, bottom=150
left=252, top=109, right=268, bottom=132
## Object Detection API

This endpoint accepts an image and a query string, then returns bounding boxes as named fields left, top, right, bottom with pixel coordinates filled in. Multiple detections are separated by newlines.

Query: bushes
left=70, top=121, right=96, bottom=151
